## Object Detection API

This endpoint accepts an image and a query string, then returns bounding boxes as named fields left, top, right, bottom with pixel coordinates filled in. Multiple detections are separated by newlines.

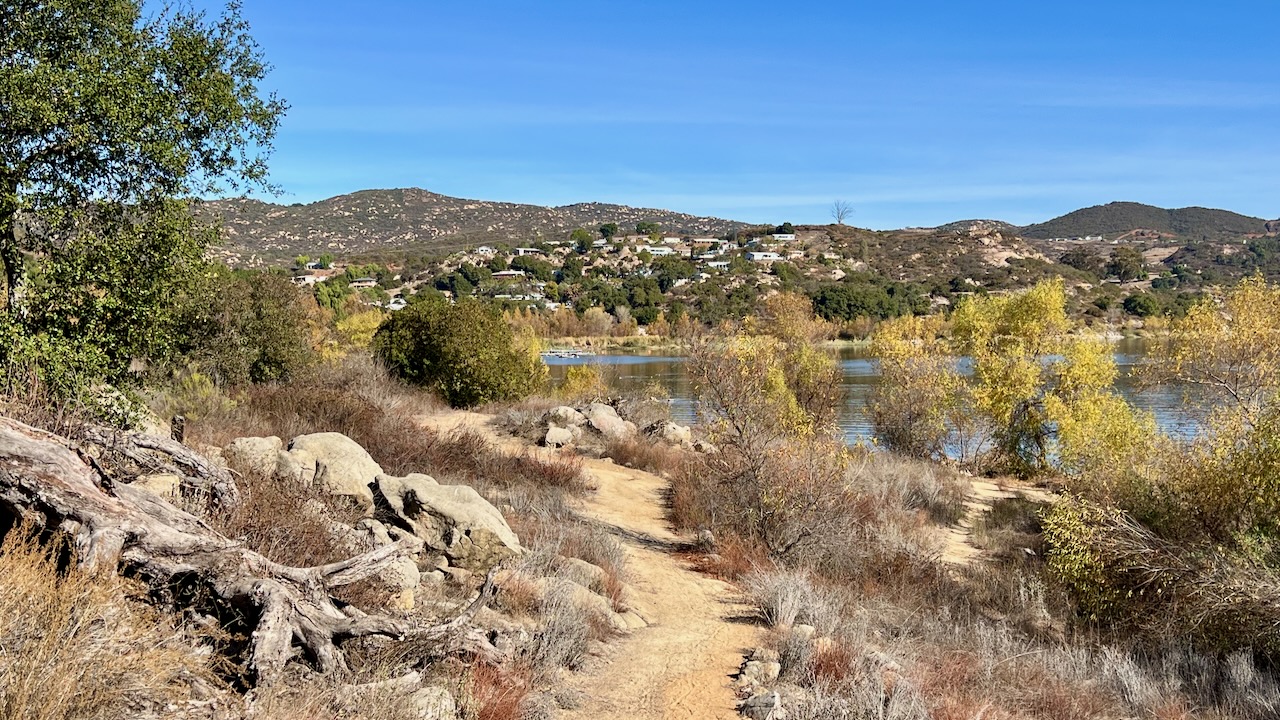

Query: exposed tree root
left=0, top=417, right=496, bottom=685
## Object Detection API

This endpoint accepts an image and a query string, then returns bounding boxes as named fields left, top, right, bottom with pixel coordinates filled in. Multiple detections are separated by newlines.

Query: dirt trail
left=421, top=411, right=758, bottom=720
left=942, top=478, right=1057, bottom=565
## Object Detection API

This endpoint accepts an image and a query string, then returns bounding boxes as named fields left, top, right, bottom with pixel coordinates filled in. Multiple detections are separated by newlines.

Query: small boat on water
left=541, top=349, right=598, bottom=359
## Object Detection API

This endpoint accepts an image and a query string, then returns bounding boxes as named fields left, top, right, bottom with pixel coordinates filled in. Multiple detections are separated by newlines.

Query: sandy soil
left=420, top=411, right=758, bottom=720
left=942, top=478, right=1056, bottom=565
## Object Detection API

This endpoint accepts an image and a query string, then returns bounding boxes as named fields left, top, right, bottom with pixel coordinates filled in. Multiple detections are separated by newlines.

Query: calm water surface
left=545, top=338, right=1196, bottom=445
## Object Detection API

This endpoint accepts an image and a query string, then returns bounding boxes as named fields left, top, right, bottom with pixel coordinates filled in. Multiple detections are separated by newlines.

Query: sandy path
left=942, top=478, right=1057, bottom=564
left=421, top=411, right=758, bottom=719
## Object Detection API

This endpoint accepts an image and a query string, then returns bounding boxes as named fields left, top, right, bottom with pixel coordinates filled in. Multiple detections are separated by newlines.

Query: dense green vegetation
left=373, top=298, right=544, bottom=407
left=0, top=0, right=283, bottom=401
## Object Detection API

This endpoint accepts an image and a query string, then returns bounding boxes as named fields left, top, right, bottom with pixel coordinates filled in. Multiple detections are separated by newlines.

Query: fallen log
left=0, top=416, right=493, bottom=684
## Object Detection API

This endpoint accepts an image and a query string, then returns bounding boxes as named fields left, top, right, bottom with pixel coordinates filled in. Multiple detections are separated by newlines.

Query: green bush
left=373, top=299, right=545, bottom=407
left=173, top=268, right=319, bottom=386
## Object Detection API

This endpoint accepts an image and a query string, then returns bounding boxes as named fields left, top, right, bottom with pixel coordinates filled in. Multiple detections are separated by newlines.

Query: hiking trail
left=421, top=411, right=757, bottom=720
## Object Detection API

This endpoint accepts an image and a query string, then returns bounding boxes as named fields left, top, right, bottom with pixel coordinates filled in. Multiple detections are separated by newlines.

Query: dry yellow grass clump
left=0, top=527, right=209, bottom=720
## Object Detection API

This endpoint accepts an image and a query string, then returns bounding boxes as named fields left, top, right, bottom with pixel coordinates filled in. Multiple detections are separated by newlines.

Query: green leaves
left=0, top=0, right=285, bottom=399
left=373, top=299, right=545, bottom=408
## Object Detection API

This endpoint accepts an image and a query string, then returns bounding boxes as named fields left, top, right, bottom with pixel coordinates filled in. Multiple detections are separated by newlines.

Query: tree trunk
left=0, top=175, right=20, bottom=314
left=0, top=417, right=496, bottom=685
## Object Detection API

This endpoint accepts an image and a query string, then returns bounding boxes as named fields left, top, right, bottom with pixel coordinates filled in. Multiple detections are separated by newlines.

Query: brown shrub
left=207, top=470, right=363, bottom=568
left=465, top=663, right=531, bottom=720
left=605, top=436, right=687, bottom=476
left=810, top=638, right=856, bottom=687
left=690, top=532, right=773, bottom=581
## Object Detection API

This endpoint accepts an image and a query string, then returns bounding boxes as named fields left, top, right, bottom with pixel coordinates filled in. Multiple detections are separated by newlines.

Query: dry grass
left=604, top=436, right=688, bottom=476
left=207, top=470, right=365, bottom=568
left=464, top=664, right=532, bottom=720
left=510, top=520, right=630, bottom=612
left=0, top=527, right=211, bottom=720
left=520, top=581, right=598, bottom=679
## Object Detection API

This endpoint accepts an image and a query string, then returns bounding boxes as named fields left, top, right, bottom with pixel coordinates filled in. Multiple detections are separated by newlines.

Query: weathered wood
left=75, top=423, right=240, bottom=508
left=0, top=416, right=495, bottom=684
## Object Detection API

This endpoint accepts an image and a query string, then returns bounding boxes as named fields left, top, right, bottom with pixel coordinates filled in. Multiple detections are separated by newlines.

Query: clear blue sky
left=216, top=0, right=1278, bottom=229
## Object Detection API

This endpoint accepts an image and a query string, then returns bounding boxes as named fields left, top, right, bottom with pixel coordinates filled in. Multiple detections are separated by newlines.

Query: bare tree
left=831, top=200, right=853, bottom=225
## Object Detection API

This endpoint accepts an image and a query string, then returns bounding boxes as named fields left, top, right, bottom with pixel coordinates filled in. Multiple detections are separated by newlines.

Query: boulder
left=614, top=397, right=672, bottom=429
left=738, top=659, right=782, bottom=687
left=375, top=473, right=521, bottom=571
left=557, top=556, right=609, bottom=592
left=543, top=424, right=575, bottom=449
left=693, top=439, right=719, bottom=454
left=741, top=691, right=785, bottom=720
left=287, top=433, right=381, bottom=510
left=224, top=436, right=283, bottom=476
left=645, top=421, right=692, bottom=446
left=545, top=406, right=587, bottom=427
left=350, top=519, right=420, bottom=611
left=535, top=577, right=629, bottom=634
left=584, top=403, right=637, bottom=441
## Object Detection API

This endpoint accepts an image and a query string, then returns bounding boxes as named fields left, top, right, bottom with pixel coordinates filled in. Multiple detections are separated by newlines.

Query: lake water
left=545, top=338, right=1200, bottom=445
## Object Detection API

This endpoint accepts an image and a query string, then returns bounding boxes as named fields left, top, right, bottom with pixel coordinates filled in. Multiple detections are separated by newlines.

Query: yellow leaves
left=1153, top=274, right=1280, bottom=424
left=334, top=309, right=386, bottom=349
left=752, top=291, right=832, bottom=344
left=558, top=363, right=608, bottom=401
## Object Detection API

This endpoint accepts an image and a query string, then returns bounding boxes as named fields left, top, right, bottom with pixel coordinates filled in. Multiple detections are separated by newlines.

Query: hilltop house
left=706, top=261, right=730, bottom=270
left=771, top=233, right=797, bottom=241
left=475, top=246, right=497, bottom=256
left=349, top=277, right=377, bottom=289
left=746, top=251, right=782, bottom=263
left=492, top=269, right=527, bottom=280
left=639, top=245, right=676, bottom=257
left=514, top=247, right=545, bottom=256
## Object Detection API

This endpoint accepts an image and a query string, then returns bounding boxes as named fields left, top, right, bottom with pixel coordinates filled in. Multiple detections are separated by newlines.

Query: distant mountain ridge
left=200, top=190, right=1278, bottom=267
left=1018, top=201, right=1275, bottom=241
left=198, top=188, right=747, bottom=264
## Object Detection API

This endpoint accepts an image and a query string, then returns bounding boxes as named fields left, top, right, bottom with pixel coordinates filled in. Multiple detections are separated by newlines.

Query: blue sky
left=217, top=0, right=1277, bottom=228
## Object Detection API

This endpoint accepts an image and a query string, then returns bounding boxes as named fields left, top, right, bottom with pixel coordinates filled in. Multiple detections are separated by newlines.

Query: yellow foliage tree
left=872, top=279, right=1153, bottom=478
left=869, top=314, right=971, bottom=460
left=335, top=309, right=386, bottom=349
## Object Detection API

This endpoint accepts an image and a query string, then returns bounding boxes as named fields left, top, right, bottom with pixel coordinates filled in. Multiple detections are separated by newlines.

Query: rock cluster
left=528, top=401, right=709, bottom=454
left=223, top=432, right=524, bottom=610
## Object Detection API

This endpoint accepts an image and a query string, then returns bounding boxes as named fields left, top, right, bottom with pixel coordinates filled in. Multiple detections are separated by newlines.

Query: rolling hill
left=197, top=188, right=747, bottom=265
left=1019, top=201, right=1275, bottom=241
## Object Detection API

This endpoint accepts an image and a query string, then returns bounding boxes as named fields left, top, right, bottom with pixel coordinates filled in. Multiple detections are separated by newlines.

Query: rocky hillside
left=1020, top=201, right=1276, bottom=241
left=198, top=188, right=746, bottom=265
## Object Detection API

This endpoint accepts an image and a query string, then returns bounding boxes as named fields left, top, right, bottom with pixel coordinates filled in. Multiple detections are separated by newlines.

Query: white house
left=746, top=251, right=782, bottom=262
left=706, top=261, right=730, bottom=270
left=349, top=277, right=377, bottom=289
left=771, top=233, right=797, bottom=241
left=492, top=270, right=527, bottom=280
left=475, top=246, right=498, bottom=256
left=514, top=247, right=544, bottom=256
left=639, top=245, right=676, bottom=257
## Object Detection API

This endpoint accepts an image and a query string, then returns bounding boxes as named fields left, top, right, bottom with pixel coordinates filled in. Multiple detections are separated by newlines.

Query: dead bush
left=605, top=436, right=687, bottom=476
left=522, top=582, right=595, bottom=679
left=743, top=569, right=844, bottom=634
left=207, top=469, right=363, bottom=569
